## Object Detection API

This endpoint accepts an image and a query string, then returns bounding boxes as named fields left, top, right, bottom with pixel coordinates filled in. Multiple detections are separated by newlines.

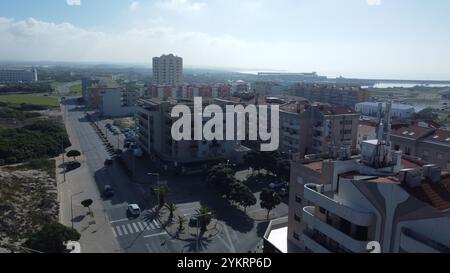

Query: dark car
left=189, top=215, right=199, bottom=227
left=104, top=159, right=113, bottom=166
left=103, top=185, right=114, bottom=198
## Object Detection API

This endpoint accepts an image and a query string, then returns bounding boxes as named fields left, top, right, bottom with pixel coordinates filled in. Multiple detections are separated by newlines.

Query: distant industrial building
left=152, top=54, right=183, bottom=86
left=355, top=101, right=427, bottom=120
left=289, top=83, right=369, bottom=108
left=257, top=72, right=326, bottom=83
left=251, top=81, right=287, bottom=95
left=0, top=68, right=38, bottom=83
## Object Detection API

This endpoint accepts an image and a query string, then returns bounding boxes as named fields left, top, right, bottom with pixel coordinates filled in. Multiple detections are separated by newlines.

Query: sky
left=1, top=0, right=450, bottom=80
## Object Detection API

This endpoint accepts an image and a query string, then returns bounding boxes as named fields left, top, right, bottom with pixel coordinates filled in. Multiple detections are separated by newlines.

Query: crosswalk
left=111, top=220, right=161, bottom=238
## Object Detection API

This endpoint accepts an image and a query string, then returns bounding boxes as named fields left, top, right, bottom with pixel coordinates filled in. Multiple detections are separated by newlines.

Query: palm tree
left=165, top=203, right=177, bottom=218
left=156, top=185, right=169, bottom=207
left=177, top=216, right=186, bottom=231
left=196, top=206, right=212, bottom=232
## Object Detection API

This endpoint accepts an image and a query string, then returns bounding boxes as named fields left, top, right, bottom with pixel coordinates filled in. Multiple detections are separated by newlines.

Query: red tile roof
left=317, top=105, right=356, bottom=115
left=391, top=125, right=435, bottom=140
left=403, top=175, right=450, bottom=212
left=303, top=161, right=323, bottom=173
left=425, top=129, right=450, bottom=144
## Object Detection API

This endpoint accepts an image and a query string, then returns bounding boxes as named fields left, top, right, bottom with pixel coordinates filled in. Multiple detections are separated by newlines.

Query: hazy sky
left=1, top=0, right=450, bottom=80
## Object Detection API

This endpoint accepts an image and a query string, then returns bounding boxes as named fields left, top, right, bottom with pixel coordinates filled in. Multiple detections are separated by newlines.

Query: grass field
left=68, top=82, right=82, bottom=96
left=0, top=94, right=59, bottom=107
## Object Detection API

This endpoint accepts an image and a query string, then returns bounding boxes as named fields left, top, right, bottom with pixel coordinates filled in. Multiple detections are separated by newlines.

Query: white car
left=128, top=204, right=141, bottom=216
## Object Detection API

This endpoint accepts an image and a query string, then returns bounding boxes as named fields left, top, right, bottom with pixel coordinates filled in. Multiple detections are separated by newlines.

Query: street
left=58, top=98, right=288, bottom=253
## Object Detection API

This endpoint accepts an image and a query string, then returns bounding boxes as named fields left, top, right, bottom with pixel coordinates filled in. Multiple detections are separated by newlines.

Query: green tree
left=260, top=188, right=281, bottom=220
left=206, top=164, right=236, bottom=197
left=156, top=185, right=169, bottom=207
left=165, top=203, right=177, bottom=219
left=196, top=206, right=212, bottom=232
left=24, top=222, right=81, bottom=253
left=81, top=199, right=93, bottom=214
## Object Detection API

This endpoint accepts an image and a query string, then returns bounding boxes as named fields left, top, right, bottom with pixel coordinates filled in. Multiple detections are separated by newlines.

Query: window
left=294, top=213, right=301, bottom=222
left=423, top=150, right=429, bottom=157
left=394, top=144, right=400, bottom=151
left=297, top=176, right=304, bottom=185
left=437, top=152, right=443, bottom=160
left=295, top=195, right=302, bottom=204
left=293, top=232, right=300, bottom=240
left=319, top=207, right=326, bottom=214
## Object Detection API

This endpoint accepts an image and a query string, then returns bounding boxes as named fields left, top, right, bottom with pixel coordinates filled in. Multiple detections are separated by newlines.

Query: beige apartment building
left=391, top=124, right=450, bottom=169
left=152, top=54, right=183, bottom=86
left=289, top=83, right=369, bottom=108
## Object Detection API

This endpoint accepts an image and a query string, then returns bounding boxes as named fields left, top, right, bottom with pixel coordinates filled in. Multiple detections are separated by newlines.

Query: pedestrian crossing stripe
left=112, top=221, right=160, bottom=237
left=116, top=226, right=123, bottom=236
left=126, top=224, right=134, bottom=234
left=137, top=222, right=144, bottom=231
left=132, top=223, right=140, bottom=233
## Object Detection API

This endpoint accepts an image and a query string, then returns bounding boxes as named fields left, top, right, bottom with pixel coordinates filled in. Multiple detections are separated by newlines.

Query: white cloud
left=156, top=0, right=206, bottom=12
left=66, top=0, right=81, bottom=6
left=366, top=0, right=381, bottom=6
left=0, top=17, right=449, bottom=80
left=129, top=1, right=140, bottom=11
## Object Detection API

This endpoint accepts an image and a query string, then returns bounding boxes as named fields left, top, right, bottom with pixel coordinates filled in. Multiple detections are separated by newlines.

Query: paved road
left=60, top=98, right=288, bottom=253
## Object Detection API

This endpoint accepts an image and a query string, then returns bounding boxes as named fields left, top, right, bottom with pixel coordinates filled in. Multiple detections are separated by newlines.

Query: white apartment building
left=135, top=98, right=250, bottom=174
left=264, top=103, right=450, bottom=253
left=152, top=54, right=183, bottom=86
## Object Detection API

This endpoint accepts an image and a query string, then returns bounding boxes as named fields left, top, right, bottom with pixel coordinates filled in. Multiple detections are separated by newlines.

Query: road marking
left=126, top=224, right=134, bottom=234
left=116, top=226, right=123, bottom=236
left=153, top=220, right=160, bottom=228
left=144, top=232, right=167, bottom=238
left=176, top=202, right=199, bottom=207
left=111, top=227, right=117, bottom=237
left=122, top=225, right=128, bottom=235
left=137, top=222, right=145, bottom=231
left=110, top=218, right=129, bottom=224
left=148, top=222, right=155, bottom=230
left=132, top=223, right=140, bottom=233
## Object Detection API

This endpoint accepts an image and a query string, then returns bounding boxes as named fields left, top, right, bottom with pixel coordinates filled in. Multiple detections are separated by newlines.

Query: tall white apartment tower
left=152, top=54, right=183, bottom=86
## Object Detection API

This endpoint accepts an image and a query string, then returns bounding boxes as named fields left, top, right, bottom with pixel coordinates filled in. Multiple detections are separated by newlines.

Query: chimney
left=423, top=164, right=441, bottom=184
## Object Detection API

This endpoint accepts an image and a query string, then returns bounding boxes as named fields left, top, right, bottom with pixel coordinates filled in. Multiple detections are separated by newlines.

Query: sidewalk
left=56, top=103, right=121, bottom=253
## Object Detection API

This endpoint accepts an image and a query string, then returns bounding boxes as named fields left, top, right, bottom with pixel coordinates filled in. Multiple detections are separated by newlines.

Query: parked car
left=278, top=187, right=288, bottom=197
left=128, top=204, right=141, bottom=216
left=269, top=181, right=285, bottom=189
left=103, top=185, right=114, bottom=198
left=189, top=215, right=199, bottom=227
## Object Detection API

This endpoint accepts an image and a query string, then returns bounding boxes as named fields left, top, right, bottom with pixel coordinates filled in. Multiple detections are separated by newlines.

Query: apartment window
left=293, top=232, right=300, bottom=240
left=423, top=150, right=429, bottom=157
left=294, top=213, right=301, bottom=222
left=319, top=207, right=326, bottom=214
left=297, top=176, right=304, bottom=185
left=295, top=195, right=302, bottom=204
left=394, top=144, right=400, bottom=151
left=355, top=225, right=369, bottom=241
left=437, top=152, right=443, bottom=160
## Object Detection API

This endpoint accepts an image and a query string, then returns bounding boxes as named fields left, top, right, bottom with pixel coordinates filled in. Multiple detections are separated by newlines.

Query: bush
left=5, top=156, right=17, bottom=164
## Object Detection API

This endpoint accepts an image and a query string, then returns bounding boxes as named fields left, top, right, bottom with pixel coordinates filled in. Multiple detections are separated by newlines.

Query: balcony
left=301, top=233, right=332, bottom=253
left=400, top=228, right=450, bottom=253
left=302, top=206, right=370, bottom=253
left=304, top=183, right=375, bottom=226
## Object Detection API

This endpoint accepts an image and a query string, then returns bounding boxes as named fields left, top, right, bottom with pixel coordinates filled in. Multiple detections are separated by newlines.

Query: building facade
left=152, top=54, right=183, bottom=86
left=391, top=124, right=450, bottom=169
left=289, top=83, right=369, bottom=108
left=0, top=68, right=38, bottom=83
left=355, top=102, right=418, bottom=119
left=135, top=98, right=250, bottom=173
left=278, top=103, right=450, bottom=253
